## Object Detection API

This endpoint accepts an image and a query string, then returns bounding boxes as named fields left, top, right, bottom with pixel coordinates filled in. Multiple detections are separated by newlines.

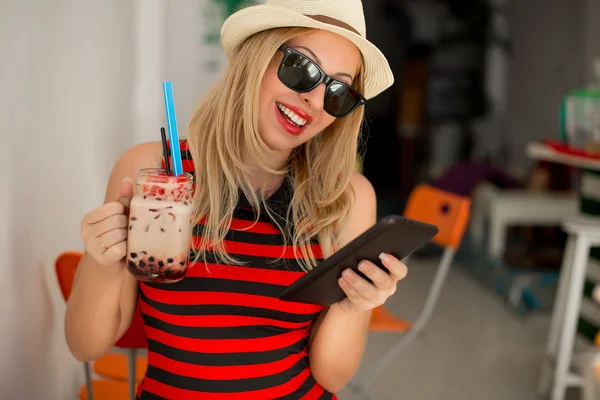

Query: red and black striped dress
left=136, top=141, right=336, bottom=399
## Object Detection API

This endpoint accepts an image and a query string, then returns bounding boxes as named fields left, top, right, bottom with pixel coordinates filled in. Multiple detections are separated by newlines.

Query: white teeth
left=277, top=103, right=307, bottom=126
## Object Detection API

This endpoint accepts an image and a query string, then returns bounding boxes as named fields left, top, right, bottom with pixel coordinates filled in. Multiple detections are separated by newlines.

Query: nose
left=299, top=83, right=326, bottom=111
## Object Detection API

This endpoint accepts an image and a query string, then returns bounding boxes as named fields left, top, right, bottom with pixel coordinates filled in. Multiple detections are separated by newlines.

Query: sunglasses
left=277, top=44, right=366, bottom=118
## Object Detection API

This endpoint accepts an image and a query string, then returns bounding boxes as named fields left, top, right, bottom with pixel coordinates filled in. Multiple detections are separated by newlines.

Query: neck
left=241, top=143, right=291, bottom=194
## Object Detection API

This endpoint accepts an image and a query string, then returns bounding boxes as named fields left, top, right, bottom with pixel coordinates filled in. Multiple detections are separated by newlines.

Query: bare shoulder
left=103, top=141, right=163, bottom=203
left=339, top=172, right=377, bottom=246
left=348, top=172, right=376, bottom=207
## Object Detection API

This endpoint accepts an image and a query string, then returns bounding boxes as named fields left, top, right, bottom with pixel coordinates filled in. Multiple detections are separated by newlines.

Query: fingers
left=337, top=254, right=409, bottom=312
left=357, top=260, right=395, bottom=292
left=102, top=240, right=128, bottom=265
left=98, top=228, right=128, bottom=249
left=91, top=215, right=129, bottom=238
left=117, top=179, right=134, bottom=199
left=338, top=274, right=375, bottom=308
left=82, top=202, right=125, bottom=225
left=340, top=268, right=382, bottom=306
left=379, top=253, right=408, bottom=282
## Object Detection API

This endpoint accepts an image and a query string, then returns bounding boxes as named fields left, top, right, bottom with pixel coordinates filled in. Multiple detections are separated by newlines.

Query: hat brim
left=220, top=5, right=394, bottom=100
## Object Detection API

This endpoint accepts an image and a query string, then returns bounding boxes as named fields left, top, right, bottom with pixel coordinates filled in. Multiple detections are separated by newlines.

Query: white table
left=529, top=141, right=600, bottom=400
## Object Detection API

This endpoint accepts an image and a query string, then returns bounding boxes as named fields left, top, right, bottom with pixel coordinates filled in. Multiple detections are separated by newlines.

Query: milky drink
left=126, top=168, right=194, bottom=283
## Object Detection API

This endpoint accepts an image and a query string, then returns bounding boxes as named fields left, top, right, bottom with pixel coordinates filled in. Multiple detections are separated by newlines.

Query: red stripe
left=147, top=350, right=307, bottom=380
left=192, top=238, right=323, bottom=259
left=300, top=383, right=326, bottom=400
left=145, top=325, right=310, bottom=353
left=141, top=301, right=312, bottom=329
left=228, top=218, right=282, bottom=234
left=195, top=217, right=283, bottom=234
left=142, top=368, right=310, bottom=399
left=141, top=285, right=322, bottom=314
left=185, top=263, right=304, bottom=285
left=165, top=140, right=189, bottom=151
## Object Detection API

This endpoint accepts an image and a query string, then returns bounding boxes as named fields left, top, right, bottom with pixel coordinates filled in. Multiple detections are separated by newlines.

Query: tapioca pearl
left=130, top=216, right=137, bottom=221
left=167, top=258, right=174, bottom=265
left=128, top=260, right=136, bottom=269
left=141, top=251, right=147, bottom=255
left=148, top=256, right=155, bottom=263
left=130, top=253, right=138, bottom=259
left=139, top=260, right=146, bottom=268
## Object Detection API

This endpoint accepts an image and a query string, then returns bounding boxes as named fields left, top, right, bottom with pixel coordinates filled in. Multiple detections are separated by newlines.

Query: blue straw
left=162, top=81, right=183, bottom=176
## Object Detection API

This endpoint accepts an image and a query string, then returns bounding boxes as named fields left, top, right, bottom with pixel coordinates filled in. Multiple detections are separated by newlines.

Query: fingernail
left=122, top=176, right=132, bottom=184
left=343, top=269, right=352, bottom=277
left=379, top=252, right=389, bottom=262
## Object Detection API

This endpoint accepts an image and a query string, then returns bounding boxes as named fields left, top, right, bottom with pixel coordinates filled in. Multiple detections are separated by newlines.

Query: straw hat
left=220, top=0, right=394, bottom=100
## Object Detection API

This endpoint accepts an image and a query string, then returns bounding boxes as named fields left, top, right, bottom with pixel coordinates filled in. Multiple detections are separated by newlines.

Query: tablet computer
left=278, top=215, right=439, bottom=305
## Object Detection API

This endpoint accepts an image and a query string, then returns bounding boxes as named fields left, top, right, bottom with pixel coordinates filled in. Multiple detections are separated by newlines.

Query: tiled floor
left=338, top=258, right=585, bottom=400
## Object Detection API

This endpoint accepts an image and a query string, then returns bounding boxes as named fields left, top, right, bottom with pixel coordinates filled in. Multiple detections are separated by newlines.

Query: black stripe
left=181, top=150, right=192, bottom=160
left=140, top=291, right=318, bottom=323
left=190, top=249, right=310, bottom=272
left=138, top=391, right=168, bottom=400
left=318, top=390, right=334, bottom=399
left=193, top=224, right=287, bottom=246
left=274, top=374, right=331, bottom=400
left=146, top=338, right=308, bottom=366
left=144, top=276, right=286, bottom=297
left=145, top=356, right=308, bottom=393
left=142, top=313, right=296, bottom=339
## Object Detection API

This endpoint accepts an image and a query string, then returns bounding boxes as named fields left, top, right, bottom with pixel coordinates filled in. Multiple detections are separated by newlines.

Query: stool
left=538, top=216, right=600, bottom=400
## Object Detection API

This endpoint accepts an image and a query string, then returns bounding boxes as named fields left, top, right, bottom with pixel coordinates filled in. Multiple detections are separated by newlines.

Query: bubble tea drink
left=126, top=168, right=194, bottom=283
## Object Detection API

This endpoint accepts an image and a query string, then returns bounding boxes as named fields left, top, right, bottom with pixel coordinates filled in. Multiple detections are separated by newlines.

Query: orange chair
left=56, top=252, right=148, bottom=400
left=349, top=184, right=471, bottom=398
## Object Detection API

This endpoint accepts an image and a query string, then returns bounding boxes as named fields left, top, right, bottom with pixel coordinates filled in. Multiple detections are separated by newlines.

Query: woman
left=65, top=1, right=408, bottom=398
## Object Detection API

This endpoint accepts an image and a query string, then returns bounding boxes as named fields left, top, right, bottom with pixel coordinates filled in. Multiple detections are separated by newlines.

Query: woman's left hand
left=336, top=253, right=408, bottom=313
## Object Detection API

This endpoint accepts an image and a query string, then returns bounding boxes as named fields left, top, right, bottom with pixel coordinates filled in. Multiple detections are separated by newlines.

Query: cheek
left=313, top=114, right=336, bottom=133
left=260, top=62, right=282, bottom=102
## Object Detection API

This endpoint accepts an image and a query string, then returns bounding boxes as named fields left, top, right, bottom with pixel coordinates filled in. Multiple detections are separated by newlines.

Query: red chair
left=56, top=252, right=148, bottom=400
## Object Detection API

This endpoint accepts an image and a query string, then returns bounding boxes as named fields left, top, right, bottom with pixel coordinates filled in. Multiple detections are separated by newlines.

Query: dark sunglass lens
left=325, top=82, right=360, bottom=116
left=279, top=53, right=321, bottom=91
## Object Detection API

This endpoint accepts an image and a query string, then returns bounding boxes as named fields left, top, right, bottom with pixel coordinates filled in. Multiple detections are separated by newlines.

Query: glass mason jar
left=126, top=168, right=194, bottom=283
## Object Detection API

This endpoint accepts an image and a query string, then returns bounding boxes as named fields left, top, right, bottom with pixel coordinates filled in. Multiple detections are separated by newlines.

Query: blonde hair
left=187, top=27, right=366, bottom=271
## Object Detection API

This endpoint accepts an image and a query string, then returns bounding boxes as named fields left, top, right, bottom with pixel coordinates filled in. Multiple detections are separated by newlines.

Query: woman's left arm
left=308, top=173, right=408, bottom=393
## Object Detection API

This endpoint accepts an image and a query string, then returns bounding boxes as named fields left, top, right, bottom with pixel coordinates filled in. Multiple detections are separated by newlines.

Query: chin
left=260, top=131, right=301, bottom=153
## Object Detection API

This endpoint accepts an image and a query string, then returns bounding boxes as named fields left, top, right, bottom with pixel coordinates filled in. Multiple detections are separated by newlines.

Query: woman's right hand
left=81, top=179, right=134, bottom=271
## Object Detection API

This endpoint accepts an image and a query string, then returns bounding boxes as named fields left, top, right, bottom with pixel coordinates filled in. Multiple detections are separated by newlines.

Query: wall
left=505, top=0, right=590, bottom=176
left=0, top=1, right=138, bottom=398
left=0, top=0, right=254, bottom=397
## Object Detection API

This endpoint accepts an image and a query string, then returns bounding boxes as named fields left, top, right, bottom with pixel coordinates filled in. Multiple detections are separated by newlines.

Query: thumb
left=117, top=177, right=134, bottom=210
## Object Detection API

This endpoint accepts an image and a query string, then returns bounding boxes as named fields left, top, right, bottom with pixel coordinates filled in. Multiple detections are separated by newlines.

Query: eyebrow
left=295, top=45, right=355, bottom=82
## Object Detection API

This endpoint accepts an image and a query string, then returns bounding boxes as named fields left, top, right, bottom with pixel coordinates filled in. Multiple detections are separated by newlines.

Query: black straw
left=160, top=127, right=172, bottom=175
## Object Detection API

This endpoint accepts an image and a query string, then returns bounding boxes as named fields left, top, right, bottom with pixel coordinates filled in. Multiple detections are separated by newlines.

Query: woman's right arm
left=65, top=141, right=162, bottom=362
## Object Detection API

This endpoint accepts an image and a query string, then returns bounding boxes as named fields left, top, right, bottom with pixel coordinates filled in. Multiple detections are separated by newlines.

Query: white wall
left=0, top=0, right=257, bottom=397
left=0, top=1, right=137, bottom=398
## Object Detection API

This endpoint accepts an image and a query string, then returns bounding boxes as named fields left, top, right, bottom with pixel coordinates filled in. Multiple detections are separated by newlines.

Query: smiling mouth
left=276, top=102, right=308, bottom=128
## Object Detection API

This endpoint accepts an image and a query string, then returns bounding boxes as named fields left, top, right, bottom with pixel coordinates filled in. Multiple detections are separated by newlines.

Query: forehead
left=285, top=30, right=362, bottom=77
